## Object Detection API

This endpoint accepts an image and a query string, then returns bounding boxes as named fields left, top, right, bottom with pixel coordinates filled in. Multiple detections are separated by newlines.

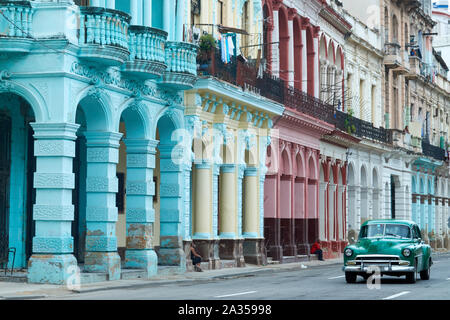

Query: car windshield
left=359, top=224, right=411, bottom=239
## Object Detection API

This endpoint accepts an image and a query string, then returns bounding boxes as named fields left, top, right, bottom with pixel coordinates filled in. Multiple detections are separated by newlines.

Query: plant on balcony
left=344, top=108, right=357, bottom=134
left=197, top=34, right=216, bottom=66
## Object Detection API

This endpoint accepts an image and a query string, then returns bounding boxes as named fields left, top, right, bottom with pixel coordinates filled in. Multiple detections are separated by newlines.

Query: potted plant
left=197, top=34, right=216, bottom=71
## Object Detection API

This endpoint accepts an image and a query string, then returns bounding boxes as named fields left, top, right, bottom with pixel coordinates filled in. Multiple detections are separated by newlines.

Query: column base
left=84, top=252, right=121, bottom=281
left=219, top=239, right=246, bottom=267
left=267, top=245, right=283, bottom=263
left=282, top=244, right=298, bottom=257
left=159, top=236, right=186, bottom=271
left=193, top=239, right=221, bottom=270
left=296, top=243, right=310, bottom=255
left=27, top=254, right=77, bottom=285
left=183, top=240, right=194, bottom=272
left=243, top=238, right=266, bottom=265
left=125, top=249, right=158, bottom=278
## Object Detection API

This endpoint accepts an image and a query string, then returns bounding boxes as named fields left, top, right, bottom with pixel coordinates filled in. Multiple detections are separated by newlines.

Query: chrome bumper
left=343, top=262, right=414, bottom=273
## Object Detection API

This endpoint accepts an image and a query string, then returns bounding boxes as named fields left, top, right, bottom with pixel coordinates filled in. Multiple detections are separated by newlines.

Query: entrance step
left=0, top=271, right=27, bottom=283
left=80, top=272, right=108, bottom=284
left=296, top=255, right=309, bottom=262
left=220, top=260, right=237, bottom=269
left=121, top=269, right=147, bottom=280
left=282, top=256, right=298, bottom=264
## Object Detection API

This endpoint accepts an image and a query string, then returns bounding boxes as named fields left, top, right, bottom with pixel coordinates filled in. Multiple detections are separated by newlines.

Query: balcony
left=0, top=1, right=34, bottom=54
left=384, top=42, right=402, bottom=69
left=390, top=129, right=422, bottom=152
left=406, top=55, right=422, bottom=79
left=422, top=140, right=446, bottom=162
left=122, top=26, right=168, bottom=80
left=159, top=41, right=197, bottom=90
left=335, top=110, right=392, bottom=144
left=78, top=6, right=131, bottom=66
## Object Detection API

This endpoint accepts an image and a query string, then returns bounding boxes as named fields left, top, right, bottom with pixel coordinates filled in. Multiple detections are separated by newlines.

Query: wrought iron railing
left=421, top=140, right=446, bottom=161
left=335, top=110, right=392, bottom=144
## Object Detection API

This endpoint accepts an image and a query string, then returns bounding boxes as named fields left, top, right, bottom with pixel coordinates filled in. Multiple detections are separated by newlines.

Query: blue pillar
left=27, top=123, right=80, bottom=284
left=124, top=139, right=158, bottom=278
left=158, top=143, right=185, bottom=268
left=83, top=131, right=122, bottom=280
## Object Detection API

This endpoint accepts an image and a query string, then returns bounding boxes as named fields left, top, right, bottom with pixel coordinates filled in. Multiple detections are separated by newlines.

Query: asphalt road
left=45, top=253, right=450, bottom=301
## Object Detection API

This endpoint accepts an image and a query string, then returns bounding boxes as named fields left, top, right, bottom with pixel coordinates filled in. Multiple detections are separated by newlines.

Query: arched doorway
left=0, top=93, right=36, bottom=269
left=360, top=166, right=368, bottom=224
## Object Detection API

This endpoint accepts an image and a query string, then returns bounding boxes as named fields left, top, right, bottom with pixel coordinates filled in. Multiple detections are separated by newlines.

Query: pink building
left=262, top=0, right=355, bottom=261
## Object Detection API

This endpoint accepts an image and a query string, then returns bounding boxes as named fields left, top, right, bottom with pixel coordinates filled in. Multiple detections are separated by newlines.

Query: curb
left=1, top=294, right=48, bottom=300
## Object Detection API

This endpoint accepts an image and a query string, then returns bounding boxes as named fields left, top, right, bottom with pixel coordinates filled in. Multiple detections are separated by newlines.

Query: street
left=42, top=253, right=450, bottom=300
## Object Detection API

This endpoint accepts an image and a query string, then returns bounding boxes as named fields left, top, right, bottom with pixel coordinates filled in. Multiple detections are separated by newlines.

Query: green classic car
left=343, top=219, right=432, bottom=283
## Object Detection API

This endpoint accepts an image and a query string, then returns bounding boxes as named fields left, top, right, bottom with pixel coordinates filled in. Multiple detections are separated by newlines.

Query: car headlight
left=344, top=248, right=353, bottom=257
left=402, top=248, right=411, bottom=257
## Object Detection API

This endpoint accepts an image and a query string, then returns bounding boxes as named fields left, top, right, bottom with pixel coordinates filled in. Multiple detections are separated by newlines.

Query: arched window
left=392, top=14, right=399, bottom=43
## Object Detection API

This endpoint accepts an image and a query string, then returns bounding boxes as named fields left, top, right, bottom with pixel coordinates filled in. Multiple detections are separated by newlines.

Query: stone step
left=80, top=272, right=108, bottom=284
left=220, top=260, right=237, bottom=269
left=120, top=269, right=147, bottom=280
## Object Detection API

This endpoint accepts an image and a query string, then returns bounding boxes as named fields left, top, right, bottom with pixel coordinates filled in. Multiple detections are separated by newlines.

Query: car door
left=413, top=225, right=424, bottom=271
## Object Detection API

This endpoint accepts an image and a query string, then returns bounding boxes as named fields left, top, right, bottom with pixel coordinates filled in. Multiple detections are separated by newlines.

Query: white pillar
left=314, top=36, right=320, bottom=99
left=272, top=10, right=280, bottom=78
left=130, top=0, right=139, bottom=25
left=301, top=29, right=307, bottom=93
left=106, top=0, right=115, bottom=9
left=143, top=0, right=152, bottom=27
left=287, top=18, right=294, bottom=86
left=175, top=0, right=185, bottom=41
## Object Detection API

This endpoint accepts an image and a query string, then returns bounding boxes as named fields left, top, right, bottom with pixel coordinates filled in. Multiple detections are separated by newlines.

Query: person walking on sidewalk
left=311, top=239, right=325, bottom=261
left=190, top=242, right=203, bottom=272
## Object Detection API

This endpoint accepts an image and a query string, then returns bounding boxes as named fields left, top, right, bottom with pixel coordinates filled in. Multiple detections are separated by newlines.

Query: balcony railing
left=78, top=6, right=131, bottom=65
left=122, top=26, right=168, bottom=79
left=159, top=41, right=197, bottom=89
left=384, top=42, right=402, bottom=68
left=422, top=140, right=446, bottom=161
left=335, top=110, right=392, bottom=144
left=284, top=85, right=335, bottom=124
left=0, top=1, right=34, bottom=53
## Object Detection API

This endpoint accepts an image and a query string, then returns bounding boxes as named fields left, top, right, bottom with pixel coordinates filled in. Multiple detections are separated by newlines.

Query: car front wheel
left=420, top=259, right=431, bottom=280
left=345, top=272, right=357, bottom=283
left=406, top=260, right=417, bottom=283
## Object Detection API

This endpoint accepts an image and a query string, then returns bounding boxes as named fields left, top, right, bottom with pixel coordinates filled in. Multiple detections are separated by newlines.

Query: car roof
left=361, top=219, right=416, bottom=227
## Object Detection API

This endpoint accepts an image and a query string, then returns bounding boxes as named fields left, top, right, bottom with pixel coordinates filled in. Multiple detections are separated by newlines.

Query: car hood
left=355, top=238, right=412, bottom=254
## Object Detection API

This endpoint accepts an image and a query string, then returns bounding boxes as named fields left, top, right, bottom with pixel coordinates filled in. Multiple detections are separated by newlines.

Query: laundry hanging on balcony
left=220, top=33, right=236, bottom=64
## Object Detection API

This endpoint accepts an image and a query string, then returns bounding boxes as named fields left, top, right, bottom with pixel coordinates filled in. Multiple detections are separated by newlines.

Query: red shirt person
left=310, top=240, right=325, bottom=261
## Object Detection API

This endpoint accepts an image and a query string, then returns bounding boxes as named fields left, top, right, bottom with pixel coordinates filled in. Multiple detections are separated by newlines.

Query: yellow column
left=243, top=167, right=258, bottom=238
left=219, top=164, right=236, bottom=238
left=193, top=162, right=212, bottom=239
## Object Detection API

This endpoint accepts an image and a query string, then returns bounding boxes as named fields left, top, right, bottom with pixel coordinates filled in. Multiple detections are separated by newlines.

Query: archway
left=0, top=93, right=36, bottom=269
left=318, top=162, right=326, bottom=240
left=280, top=149, right=294, bottom=255
left=347, top=163, right=357, bottom=241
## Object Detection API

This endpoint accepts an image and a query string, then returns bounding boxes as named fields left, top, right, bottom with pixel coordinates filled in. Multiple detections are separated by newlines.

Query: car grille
left=353, top=255, right=402, bottom=266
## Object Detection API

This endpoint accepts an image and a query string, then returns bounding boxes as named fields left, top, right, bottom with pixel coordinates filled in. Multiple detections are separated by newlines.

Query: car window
left=384, top=224, right=411, bottom=239
left=359, top=223, right=411, bottom=239
left=414, top=226, right=421, bottom=239
left=359, top=224, right=385, bottom=239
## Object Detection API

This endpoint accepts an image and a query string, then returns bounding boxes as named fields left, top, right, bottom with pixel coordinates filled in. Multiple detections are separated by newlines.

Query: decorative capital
left=272, top=0, right=283, bottom=10
left=0, top=70, right=12, bottom=92
left=288, top=8, right=297, bottom=20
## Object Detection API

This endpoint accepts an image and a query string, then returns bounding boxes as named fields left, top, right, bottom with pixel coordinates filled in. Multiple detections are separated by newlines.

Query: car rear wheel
left=420, top=259, right=431, bottom=280
left=345, top=272, right=357, bottom=283
left=406, top=260, right=417, bottom=284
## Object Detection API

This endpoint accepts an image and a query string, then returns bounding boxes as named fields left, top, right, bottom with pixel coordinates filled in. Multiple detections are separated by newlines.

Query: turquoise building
left=0, top=0, right=283, bottom=285
left=0, top=0, right=198, bottom=284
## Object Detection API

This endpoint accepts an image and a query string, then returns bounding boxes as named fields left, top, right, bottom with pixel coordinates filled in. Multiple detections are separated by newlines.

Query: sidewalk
left=1, top=250, right=448, bottom=300
left=0, top=258, right=342, bottom=300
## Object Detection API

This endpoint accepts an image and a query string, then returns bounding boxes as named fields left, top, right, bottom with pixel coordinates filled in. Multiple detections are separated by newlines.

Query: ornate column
left=243, top=167, right=263, bottom=264
left=219, top=164, right=240, bottom=265
left=124, top=138, right=158, bottom=278
left=83, top=131, right=122, bottom=281
left=319, top=181, right=327, bottom=241
left=27, top=123, right=80, bottom=284
left=130, top=0, right=139, bottom=25
left=192, top=161, right=215, bottom=269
